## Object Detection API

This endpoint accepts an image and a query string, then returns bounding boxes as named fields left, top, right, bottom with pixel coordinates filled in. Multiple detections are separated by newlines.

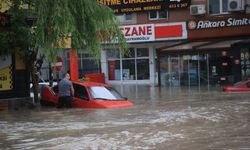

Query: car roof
left=72, top=80, right=111, bottom=87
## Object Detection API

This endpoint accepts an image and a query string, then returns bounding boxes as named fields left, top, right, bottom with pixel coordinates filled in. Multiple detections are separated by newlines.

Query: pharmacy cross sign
left=51, top=56, right=63, bottom=72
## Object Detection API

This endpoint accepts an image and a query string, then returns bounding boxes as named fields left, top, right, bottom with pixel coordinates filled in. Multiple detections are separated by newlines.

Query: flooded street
left=0, top=85, right=250, bottom=150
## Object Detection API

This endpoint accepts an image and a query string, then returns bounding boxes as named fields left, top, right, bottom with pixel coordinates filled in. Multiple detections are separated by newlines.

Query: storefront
left=157, top=15, right=250, bottom=87
left=100, top=22, right=187, bottom=85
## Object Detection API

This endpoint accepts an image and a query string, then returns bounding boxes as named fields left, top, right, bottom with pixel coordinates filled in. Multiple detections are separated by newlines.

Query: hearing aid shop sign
left=98, top=0, right=191, bottom=13
left=188, top=17, right=250, bottom=30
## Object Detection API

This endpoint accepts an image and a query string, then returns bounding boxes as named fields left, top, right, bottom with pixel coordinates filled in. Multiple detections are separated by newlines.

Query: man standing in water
left=57, top=73, right=75, bottom=108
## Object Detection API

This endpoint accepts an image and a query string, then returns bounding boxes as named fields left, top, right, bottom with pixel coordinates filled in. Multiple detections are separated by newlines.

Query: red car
left=222, top=78, right=250, bottom=92
left=40, top=81, right=134, bottom=108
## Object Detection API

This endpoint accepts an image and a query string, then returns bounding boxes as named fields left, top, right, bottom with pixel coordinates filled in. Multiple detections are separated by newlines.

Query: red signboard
left=155, top=25, right=183, bottom=39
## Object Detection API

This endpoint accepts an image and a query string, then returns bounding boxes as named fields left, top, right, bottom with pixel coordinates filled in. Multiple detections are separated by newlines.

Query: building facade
left=94, top=0, right=250, bottom=88
left=57, top=0, right=250, bottom=88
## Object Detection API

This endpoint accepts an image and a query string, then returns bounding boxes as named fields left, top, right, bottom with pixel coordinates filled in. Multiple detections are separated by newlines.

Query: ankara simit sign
left=188, top=17, right=250, bottom=30
left=98, top=0, right=191, bottom=13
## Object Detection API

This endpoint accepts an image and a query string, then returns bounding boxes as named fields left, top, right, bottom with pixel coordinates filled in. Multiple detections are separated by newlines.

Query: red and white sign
left=51, top=56, right=63, bottom=72
left=187, top=17, right=250, bottom=30
left=120, top=22, right=186, bottom=43
left=155, top=22, right=186, bottom=41
left=120, top=24, right=155, bottom=43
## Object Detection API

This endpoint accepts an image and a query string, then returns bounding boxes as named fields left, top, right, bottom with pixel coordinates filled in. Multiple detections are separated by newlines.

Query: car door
left=72, top=84, right=90, bottom=108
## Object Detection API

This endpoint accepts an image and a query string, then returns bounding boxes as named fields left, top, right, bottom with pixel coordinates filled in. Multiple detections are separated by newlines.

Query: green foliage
left=80, top=77, right=89, bottom=81
left=1, top=0, right=128, bottom=61
left=0, top=0, right=30, bottom=56
left=34, top=0, right=128, bottom=61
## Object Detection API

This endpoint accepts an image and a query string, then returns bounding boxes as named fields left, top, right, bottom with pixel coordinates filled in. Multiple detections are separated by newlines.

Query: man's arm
left=71, top=87, right=75, bottom=96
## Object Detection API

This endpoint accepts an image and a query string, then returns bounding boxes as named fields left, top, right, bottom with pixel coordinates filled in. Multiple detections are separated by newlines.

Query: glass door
left=180, top=55, right=199, bottom=86
left=169, top=56, right=180, bottom=86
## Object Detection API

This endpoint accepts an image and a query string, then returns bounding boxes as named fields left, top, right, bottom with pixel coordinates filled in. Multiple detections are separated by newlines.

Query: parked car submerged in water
left=222, top=78, right=250, bottom=92
left=40, top=80, right=134, bottom=108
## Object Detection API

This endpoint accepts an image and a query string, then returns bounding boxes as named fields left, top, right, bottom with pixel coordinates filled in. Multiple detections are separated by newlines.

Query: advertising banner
left=187, top=17, right=250, bottom=30
left=98, top=0, right=191, bottom=13
left=0, top=55, right=13, bottom=91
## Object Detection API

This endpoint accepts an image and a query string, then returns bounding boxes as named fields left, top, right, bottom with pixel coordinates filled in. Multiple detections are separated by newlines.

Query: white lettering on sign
left=197, top=20, right=225, bottom=29
left=190, top=17, right=250, bottom=30
left=227, top=18, right=250, bottom=26
left=120, top=24, right=155, bottom=43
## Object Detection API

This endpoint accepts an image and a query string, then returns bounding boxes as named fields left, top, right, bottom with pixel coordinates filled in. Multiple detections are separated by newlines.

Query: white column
left=149, top=45, right=156, bottom=86
left=100, top=49, right=108, bottom=83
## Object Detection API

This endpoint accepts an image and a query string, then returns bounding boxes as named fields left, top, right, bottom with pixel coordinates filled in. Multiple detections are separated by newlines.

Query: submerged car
left=40, top=80, right=134, bottom=108
left=222, top=78, right=250, bottom=92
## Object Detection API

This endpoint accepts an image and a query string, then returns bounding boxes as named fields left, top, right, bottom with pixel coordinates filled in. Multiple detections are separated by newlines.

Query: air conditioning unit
left=228, top=0, right=245, bottom=11
left=190, top=5, right=206, bottom=15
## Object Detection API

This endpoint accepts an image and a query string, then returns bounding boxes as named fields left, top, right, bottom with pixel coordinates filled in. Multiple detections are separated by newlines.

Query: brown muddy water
left=0, top=85, right=250, bottom=150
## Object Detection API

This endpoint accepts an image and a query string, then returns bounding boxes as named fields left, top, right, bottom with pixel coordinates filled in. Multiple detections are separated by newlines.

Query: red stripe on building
left=155, top=25, right=183, bottom=39
left=69, top=49, right=79, bottom=81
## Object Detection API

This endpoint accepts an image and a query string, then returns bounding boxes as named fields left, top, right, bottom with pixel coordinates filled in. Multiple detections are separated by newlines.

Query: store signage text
left=188, top=17, right=250, bottom=30
left=120, top=24, right=155, bottom=42
left=118, top=22, right=186, bottom=43
left=98, top=0, right=191, bottom=13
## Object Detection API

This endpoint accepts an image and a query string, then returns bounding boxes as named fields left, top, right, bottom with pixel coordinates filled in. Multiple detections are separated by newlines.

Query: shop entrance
left=159, top=51, right=233, bottom=88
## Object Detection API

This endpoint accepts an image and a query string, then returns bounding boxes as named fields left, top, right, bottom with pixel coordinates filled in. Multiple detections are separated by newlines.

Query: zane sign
left=120, top=24, right=155, bottom=43
left=98, top=0, right=191, bottom=13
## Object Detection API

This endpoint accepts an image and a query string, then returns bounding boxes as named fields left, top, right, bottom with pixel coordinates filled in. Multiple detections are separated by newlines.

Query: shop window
left=107, top=48, right=150, bottom=81
left=137, top=59, right=149, bottom=80
left=124, top=13, right=132, bottom=20
left=241, top=48, right=250, bottom=79
left=79, top=59, right=100, bottom=75
left=209, top=0, right=229, bottom=15
left=67, top=52, right=100, bottom=77
left=108, top=60, right=120, bottom=80
left=122, top=60, right=136, bottom=80
left=123, top=48, right=135, bottom=58
left=107, top=49, right=120, bottom=59
left=137, top=48, right=149, bottom=57
left=149, top=10, right=168, bottom=20
left=116, top=13, right=135, bottom=24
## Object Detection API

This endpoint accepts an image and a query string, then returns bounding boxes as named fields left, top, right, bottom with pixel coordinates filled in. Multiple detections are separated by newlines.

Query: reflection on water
left=0, top=85, right=250, bottom=150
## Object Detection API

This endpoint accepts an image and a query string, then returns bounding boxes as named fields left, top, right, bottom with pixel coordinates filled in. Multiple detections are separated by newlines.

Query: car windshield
left=88, top=86, right=124, bottom=100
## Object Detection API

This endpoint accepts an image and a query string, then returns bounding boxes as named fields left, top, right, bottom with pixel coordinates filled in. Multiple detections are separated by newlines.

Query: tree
left=0, top=0, right=127, bottom=103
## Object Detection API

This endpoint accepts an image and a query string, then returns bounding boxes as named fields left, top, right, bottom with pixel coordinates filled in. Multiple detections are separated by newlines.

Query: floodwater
left=0, top=85, right=250, bottom=150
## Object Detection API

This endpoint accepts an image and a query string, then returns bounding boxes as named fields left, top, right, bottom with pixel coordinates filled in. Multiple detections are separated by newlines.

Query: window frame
left=148, top=10, right=168, bottom=20
left=73, top=83, right=89, bottom=100
left=209, top=0, right=230, bottom=16
left=107, top=48, right=150, bottom=81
